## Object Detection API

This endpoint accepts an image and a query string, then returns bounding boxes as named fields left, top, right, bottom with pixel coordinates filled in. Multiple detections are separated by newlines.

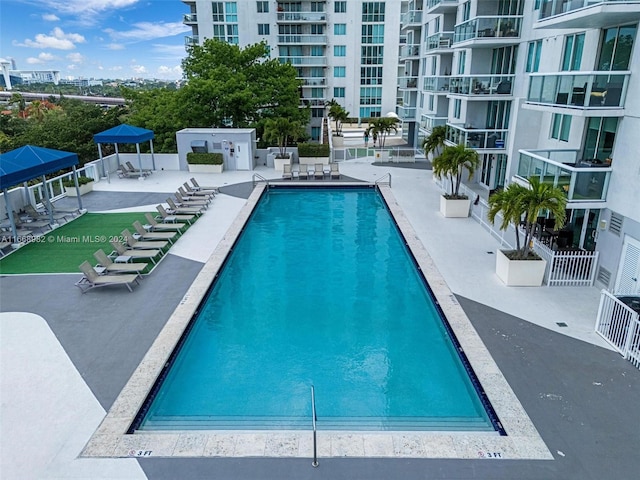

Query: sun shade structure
left=93, top=124, right=156, bottom=181
left=0, top=145, right=82, bottom=241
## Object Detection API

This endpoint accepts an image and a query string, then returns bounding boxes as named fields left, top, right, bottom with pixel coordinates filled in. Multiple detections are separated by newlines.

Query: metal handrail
left=252, top=173, right=269, bottom=188
left=374, top=173, right=392, bottom=187
left=311, top=385, right=318, bottom=467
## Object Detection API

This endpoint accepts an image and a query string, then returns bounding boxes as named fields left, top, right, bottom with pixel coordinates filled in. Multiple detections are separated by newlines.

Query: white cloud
left=66, top=52, right=84, bottom=63
left=106, top=43, right=125, bottom=50
left=106, top=22, right=190, bottom=42
left=157, top=65, right=182, bottom=77
left=109, top=66, right=123, bottom=71
left=152, top=43, right=187, bottom=58
left=131, top=65, right=147, bottom=74
left=67, top=64, right=78, bottom=70
left=38, top=0, right=139, bottom=18
left=26, top=52, right=58, bottom=64
left=15, top=27, right=86, bottom=50
left=26, top=57, right=44, bottom=65
left=42, top=13, right=60, bottom=21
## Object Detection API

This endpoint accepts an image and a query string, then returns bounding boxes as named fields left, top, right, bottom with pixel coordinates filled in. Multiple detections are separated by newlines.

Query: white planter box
left=188, top=163, right=223, bottom=173
left=64, top=182, right=94, bottom=197
left=273, top=155, right=291, bottom=173
left=439, top=195, right=470, bottom=218
left=299, top=157, right=329, bottom=166
left=495, top=249, right=547, bottom=287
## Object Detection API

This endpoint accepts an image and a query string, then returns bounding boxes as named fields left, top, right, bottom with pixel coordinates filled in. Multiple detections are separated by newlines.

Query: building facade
left=182, top=0, right=402, bottom=140
left=405, top=0, right=640, bottom=294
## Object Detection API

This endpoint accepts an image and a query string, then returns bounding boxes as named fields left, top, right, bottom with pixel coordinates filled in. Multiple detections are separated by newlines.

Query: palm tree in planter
left=432, top=143, right=479, bottom=217
left=487, top=177, right=567, bottom=286
left=422, top=125, right=447, bottom=161
left=263, top=118, right=304, bottom=171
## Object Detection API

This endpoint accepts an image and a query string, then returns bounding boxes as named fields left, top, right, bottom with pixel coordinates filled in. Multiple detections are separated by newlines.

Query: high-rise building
left=182, top=1, right=402, bottom=140
left=408, top=0, right=640, bottom=293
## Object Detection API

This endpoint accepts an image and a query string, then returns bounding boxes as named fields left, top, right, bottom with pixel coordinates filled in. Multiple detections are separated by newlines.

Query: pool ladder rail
left=374, top=173, right=392, bottom=187
left=311, top=385, right=318, bottom=467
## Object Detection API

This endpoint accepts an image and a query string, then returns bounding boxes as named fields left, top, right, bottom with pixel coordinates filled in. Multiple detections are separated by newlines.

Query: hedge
left=186, top=152, right=223, bottom=165
left=297, top=143, right=330, bottom=157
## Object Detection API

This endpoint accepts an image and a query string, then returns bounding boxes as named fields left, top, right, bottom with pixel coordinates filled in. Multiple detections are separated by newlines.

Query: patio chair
left=93, top=249, right=147, bottom=276
left=183, top=182, right=217, bottom=197
left=282, top=163, right=293, bottom=180
left=297, top=165, right=309, bottom=180
left=117, top=163, right=139, bottom=178
left=144, top=213, right=186, bottom=232
left=190, top=177, right=219, bottom=194
left=314, top=163, right=324, bottom=179
left=24, top=204, right=67, bottom=223
left=156, top=204, right=197, bottom=224
left=75, top=261, right=140, bottom=293
left=110, top=240, right=162, bottom=264
left=174, top=192, right=209, bottom=209
left=330, top=163, right=340, bottom=179
left=323, top=164, right=331, bottom=177
left=166, top=198, right=204, bottom=215
left=122, top=229, right=170, bottom=250
left=178, top=186, right=212, bottom=203
left=126, top=161, right=152, bottom=176
left=0, top=241, right=13, bottom=257
left=132, top=221, right=178, bottom=244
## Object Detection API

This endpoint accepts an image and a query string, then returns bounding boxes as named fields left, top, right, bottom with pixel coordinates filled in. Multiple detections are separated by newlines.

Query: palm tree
left=422, top=125, right=447, bottom=160
left=327, top=102, right=349, bottom=136
left=488, top=177, right=567, bottom=260
left=263, top=117, right=303, bottom=158
left=366, top=117, right=399, bottom=148
left=432, top=144, right=480, bottom=198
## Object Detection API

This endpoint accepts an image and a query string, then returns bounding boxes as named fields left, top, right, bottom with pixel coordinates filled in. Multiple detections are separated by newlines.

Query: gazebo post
left=136, top=143, right=144, bottom=179
left=97, top=144, right=110, bottom=184
left=115, top=144, right=120, bottom=170
left=72, top=166, right=83, bottom=211
left=41, top=175, right=55, bottom=226
left=150, top=140, right=156, bottom=171
left=3, top=188, right=18, bottom=243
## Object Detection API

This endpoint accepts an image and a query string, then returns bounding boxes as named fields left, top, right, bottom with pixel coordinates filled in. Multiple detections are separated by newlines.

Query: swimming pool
left=133, top=187, right=499, bottom=432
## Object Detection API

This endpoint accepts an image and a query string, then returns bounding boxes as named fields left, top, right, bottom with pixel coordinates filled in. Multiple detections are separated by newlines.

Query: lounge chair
left=75, top=261, right=140, bottom=293
left=166, top=198, right=205, bottom=215
left=156, top=204, right=197, bottom=224
left=144, top=213, right=186, bottom=232
left=117, top=163, right=139, bottom=178
left=0, top=241, right=13, bottom=257
left=178, top=186, right=212, bottom=203
left=314, top=163, right=324, bottom=179
left=93, top=249, right=147, bottom=276
left=190, top=177, right=219, bottom=194
left=330, top=163, right=340, bottom=179
left=132, top=221, right=178, bottom=244
left=24, top=204, right=67, bottom=223
left=126, top=161, right=152, bottom=176
left=323, top=164, right=331, bottom=177
left=282, top=164, right=293, bottom=180
left=110, top=240, right=162, bottom=264
left=122, top=229, right=170, bottom=250
left=183, top=182, right=216, bottom=197
left=297, top=165, right=308, bottom=180
left=174, top=192, right=209, bottom=209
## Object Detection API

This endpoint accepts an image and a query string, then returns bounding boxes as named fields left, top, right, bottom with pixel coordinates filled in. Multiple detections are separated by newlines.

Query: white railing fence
left=595, top=290, right=640, bottom=369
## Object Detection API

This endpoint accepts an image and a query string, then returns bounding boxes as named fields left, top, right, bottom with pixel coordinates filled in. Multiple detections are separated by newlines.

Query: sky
left=0, top=0, right=192, bottom=81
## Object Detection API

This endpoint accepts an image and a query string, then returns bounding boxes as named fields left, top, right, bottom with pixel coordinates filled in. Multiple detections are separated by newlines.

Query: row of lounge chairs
left=117, top=161, right=153, bottom=178
left=0, top=203, right=80, bottom=244
left=283, top=163, right=340, bottom=180
left=75, top=178, right=217, bottom=293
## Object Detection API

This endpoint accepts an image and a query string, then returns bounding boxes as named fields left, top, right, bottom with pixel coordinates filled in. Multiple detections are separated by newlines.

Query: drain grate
left=556, top=322, right=568, bottom=327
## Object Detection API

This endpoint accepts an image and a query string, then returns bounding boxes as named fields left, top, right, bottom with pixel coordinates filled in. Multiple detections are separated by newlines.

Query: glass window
left=310, top=2, right=324, bottom=12
left=453, top=98, right=461, bottom=119
left=360, top=106, right=381, bottom=118
left=311, top=108, right=324, bottom=117
left=256, top=1, right=268, bottom=13
left=334, top=66, right=346, bottom=78
left=562, top=33, right=584, bottom=71
left=212, top=2, right=224, bottom=22
left=311, top=88, right=323, bottom=98
left=334, top=87, right=345, bottom=97
left=526, top=40, right=542, bottom=73
left=462, top=1, right=471, bottom=21
left=212, top=24, right=225, bottom=40
left=457, top=50, right=466, bottom=75
left=334, top=45, right=346, bottom=56
left=310, top=45, right=324, bottom=56
left=361, top=25, right=384, bottom=44
left=334, top=24, right=346, bottom=35
left=428, top=94, right=434, bottom=111
left=360, top=86, right=382, bottom=105
left=226, top=24, right=239, bottom=44
left=311, top=127, right=321, bottom=141
left=362, top=2, right=386, bottom=22
left=335, top=1, right=346, bottom=13
left=583, top=117, right=618, bottom=161
left=551, top=114, right=571, bottom=142
left=361, top=45, right=383, bottom=64
left=598, top=25, right=637, bottom=71
left=360, top=66, right=383, bottom=85
left=225, top=2, right=238, bottom=22
left=258, top=24, right=269, bottom=35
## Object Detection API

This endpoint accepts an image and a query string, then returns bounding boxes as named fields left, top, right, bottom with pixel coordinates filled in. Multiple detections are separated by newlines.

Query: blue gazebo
left=0, top=145, right=82, bottom=241
left=93, top=124, right=156, bottom=181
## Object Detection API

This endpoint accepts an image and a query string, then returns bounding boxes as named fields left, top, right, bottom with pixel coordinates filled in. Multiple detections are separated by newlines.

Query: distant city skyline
left=0, top=0, right=190, bottom=80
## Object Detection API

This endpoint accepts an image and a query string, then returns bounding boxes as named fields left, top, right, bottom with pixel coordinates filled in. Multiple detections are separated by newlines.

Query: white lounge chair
left=132, top=221, right=177, bottom=244
left=110, top=240, right=162, bottom=265
left=330, top=163, right=340, bottom=179
left=314, top=163, right=324, bottom=179
left=122, top=229, right=170, bottom=250
left=156, top=205, right=197, bottom=224
left=282, top=163, right=293, bottom=180
left=75, top=261, right=140, bottom=293
left=93, top=249, right=147, bottom=276
left=144, top=213, right=186, bottom=232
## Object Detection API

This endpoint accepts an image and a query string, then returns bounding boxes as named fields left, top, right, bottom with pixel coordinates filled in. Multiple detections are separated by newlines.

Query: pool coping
left=81, top=183, right=553, bottom=460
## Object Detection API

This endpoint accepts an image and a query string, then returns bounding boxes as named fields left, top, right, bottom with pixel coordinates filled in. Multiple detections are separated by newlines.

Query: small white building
left=176, top=128, right=257, bottom=171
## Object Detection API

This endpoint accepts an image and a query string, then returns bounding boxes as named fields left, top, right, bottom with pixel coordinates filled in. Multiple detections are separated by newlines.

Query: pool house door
left=615, top=235, right=640, bottom=295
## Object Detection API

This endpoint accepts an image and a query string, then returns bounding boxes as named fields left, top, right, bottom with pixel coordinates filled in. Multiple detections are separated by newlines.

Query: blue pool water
left=137, top=188, right=496, bottom=431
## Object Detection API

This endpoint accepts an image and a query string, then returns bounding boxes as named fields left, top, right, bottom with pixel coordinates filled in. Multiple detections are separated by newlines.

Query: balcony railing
left=183, top=13, right=197, bottom=23
left=279, top=56, right=327, bottom=66
left=426, top=0, right=460, bottom=12
left=447, top=124, right=508, bottom=150
left=184, top=35, right=199, bottom=46
left=454, top=16, right=523, bottom=43
left=396, top=105, right=417, bottom=119
left=400, top=44, right=421, bottom=58
left=277, top=12, right=327, bottom=22
left=398, top=76, right=419, bottom=89
left=423, top=75, right=451, bottom=92
left=278, top=35, right=327, bottom=44
left=449, top=74, right=515, bottom=96
left=301, top=98, right=326, bottom=107
left=420, top=115, right=447, bottom=132
left=300, top=77, right=326, bottom=86
left=527, top=71, right=630, bottom=109
left=425, top=32, right=454, bottom=51
left=401, top=10, right=423, bottom=26
left=539, top=0, right=635, bottom=20
left=517, top=149, right=611, bottom=202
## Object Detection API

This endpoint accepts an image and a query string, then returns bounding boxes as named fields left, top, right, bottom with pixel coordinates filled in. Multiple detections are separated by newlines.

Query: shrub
left=186, top=152, right=223, bottom=165
left=297, top=143, right=330, bottom=157
left=62, top=176, right=93, bottom=187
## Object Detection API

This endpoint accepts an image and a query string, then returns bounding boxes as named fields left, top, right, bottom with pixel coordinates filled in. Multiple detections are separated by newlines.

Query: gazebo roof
left=93, top=124, right=154, bottom=144
left=0, top=145, right=79, bottom=190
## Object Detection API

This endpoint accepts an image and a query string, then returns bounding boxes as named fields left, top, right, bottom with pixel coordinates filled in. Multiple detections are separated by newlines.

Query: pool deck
left=1, top=159, right=639, bottom=479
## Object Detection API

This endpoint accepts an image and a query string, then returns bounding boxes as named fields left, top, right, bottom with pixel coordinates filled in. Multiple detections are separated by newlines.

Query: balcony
left=183, top=13, right=197, bottom=24
left=398, top=76, right=419, bottom=90
left=536, top=0, right=640, bottom=29
left=448, top=74, right=515, bottom=97
left=425, top=0, right=459, bottom=14
left=446, top=124, right=508, bottom=150
left=425, top=32, right=454, bottom=52
left=526, top=71, right=630, bottom=116
left=277, top=12, right=327, bottom=22
left=279, top=56, right=327, bottom=66
left=184, top=35, right=199, bottom=46
left=277, top=35, right=327, bottom=44
left=396, top=105, right=417, bottom=120
left=419, top=115, right=447, bottom=133
left=516, top=149, right=611, bottom=202
left=423, top=75, right=451, bottom=93
left=301, top=98, right=326, bottom=107
left=399, top=44, right=421, bottom=59
left=401, top=10, right=423, bottom=29
left=300, top=77, right=326, bottom=86
left=454, top=16, right=523, bottom=46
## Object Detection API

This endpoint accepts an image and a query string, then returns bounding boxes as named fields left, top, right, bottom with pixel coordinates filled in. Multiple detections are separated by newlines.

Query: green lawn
left=0, top=212, right=156, bottom=274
